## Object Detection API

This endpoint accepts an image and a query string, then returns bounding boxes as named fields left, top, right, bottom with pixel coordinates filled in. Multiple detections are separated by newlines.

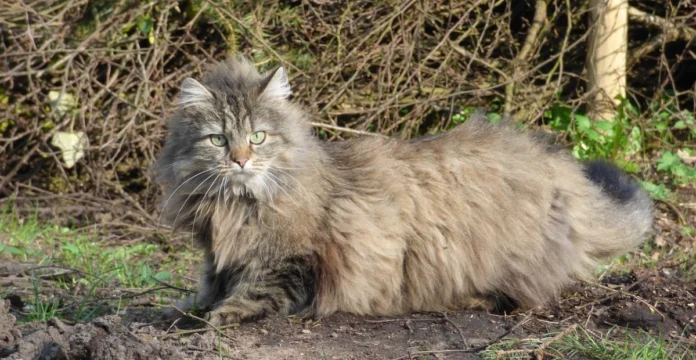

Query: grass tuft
left=0, top=205, right=198, bottom=323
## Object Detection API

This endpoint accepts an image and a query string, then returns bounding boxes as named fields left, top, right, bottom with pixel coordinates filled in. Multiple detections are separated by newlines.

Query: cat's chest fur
left=200, top=196, right=315, bottom=273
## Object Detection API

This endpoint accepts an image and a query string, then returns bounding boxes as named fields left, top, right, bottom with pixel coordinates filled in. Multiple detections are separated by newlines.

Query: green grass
left=25, top=276, right=60, bottom=322
left=0, top=205, right=198, bottom=322
left=480, top=326, right=692, bottom=360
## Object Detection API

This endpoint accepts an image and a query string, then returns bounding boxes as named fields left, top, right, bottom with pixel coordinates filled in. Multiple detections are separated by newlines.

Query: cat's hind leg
left=205, top=256, right=317, bottom=326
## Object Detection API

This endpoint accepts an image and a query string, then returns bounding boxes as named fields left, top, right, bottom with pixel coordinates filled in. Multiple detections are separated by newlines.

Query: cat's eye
left=250, top=131, right=266, bottom=145
left=210, top=134, right=227, bottom=147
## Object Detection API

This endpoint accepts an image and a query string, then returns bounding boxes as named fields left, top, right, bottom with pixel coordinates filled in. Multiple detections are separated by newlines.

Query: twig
left=580, top=279, right=665, bottom=319
left=469, top=311, right=534, bottom=352
left=151, top=276, right=195, bottom=294
left=534, top=324, right=578, bottom=359
left=310, top=122, right=385, bottom=137
left=156, top=304, right=235, bottom=339
left=441, top=312, right=470, bottom=349
left=157, top=323, right=239, bottom=339
left=628, top=6, right=696, bottom=41
left=390, top=349, right=481, bottom=360
left=657, top=199, right=688, bottom=227
left=364, top=317, right=441, bottom=323
left=504, top=0, right=548, bottom=118
left=627, top=6, right=696, bottom=65
left=390, top=311, right=534, bottom=359
left=0, top=115, right=73, bottom=193
left=576, top=277, right=646, bottom=309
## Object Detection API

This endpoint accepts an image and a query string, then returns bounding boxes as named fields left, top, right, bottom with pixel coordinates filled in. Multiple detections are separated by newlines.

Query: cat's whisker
left=265, top=170, right=310, bottom=204
left=216, top=175, right=227, bottom=213
left=267, top=165, right=320, bottom=171
left=171, top=170, right=220, bottom=232
left=270, top=168, right=311, bottom=199
left=192, top=174, right=221, bottom=241
left=261, top=172, right=300, bottom=209
left=258, top=178, right=278, bottom=231
left=257, top=173, right=275, bottom=209
left=223, top=177, right=230, bottom=205
left=157, top=167, right=219, bottom=227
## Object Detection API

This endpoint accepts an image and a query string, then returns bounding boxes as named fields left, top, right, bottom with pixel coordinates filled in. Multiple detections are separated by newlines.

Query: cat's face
left=154, top=60, right=311, bottom=203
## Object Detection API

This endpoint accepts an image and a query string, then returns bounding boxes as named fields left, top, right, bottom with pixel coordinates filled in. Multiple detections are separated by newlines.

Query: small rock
left=301, top=329, right=311, bottom=334
left=330, top=332, right=338, bottom=338
left=259, top=328, right=269, bottom=335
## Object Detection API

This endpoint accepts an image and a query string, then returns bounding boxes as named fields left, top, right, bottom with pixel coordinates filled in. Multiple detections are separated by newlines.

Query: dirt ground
left=1, top=267, right=695, bottom=360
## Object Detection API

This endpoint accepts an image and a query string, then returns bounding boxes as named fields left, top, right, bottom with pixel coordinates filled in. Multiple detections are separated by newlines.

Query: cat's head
left=152, top=58, right=313, bottom=204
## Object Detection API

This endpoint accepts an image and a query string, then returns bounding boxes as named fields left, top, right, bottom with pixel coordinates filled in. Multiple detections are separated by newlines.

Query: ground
left=0, top=200, right=695, bottom=359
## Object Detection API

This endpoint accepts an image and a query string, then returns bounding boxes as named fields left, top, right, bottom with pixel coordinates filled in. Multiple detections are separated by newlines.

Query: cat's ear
left=179, top=78, right=212, bottom=107
left=260, top=67, right=291, bottom=101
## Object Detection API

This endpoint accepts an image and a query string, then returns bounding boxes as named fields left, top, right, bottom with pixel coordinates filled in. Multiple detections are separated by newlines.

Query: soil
left=2, top=269, right=695, bottom=360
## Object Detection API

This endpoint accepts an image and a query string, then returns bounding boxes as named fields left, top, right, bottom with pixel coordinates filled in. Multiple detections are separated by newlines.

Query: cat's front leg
left=163, top=255, right=219, bottom=320
left=205, top=256, right=317, bottom=327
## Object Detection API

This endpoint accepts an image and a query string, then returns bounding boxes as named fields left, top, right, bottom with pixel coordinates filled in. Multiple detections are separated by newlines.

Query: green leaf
left=656, top=151, right=681, bottom=171
left=575, top=114, right=591, bottom=131
left=153, top=271, right=172, bottom=281
left=138, top=14, right=153, bottom=36
left=139, top=264, right=153, bottom=280
left=487, top=112, right=502, bottom=124
left=549, top=104, right=572, bottom=131
left=583, top=128, right=601, bottom=142
left=621, top=161, right=641, bottom=173
left=61, top=243, right=81, bottom=255
left=594, top=120, right=613, bottom=131
left=672, top=165, right=688, bottom=178
left=2, top=245, right=24, bottom=256
left=673, top=120, right=686, bottom=129
left=640, top=181, right=672, bottom=201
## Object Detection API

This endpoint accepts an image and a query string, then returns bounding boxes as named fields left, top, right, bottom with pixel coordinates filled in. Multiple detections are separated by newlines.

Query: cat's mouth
left=228, top=171, right=253, bottom=183
left=222, top=173, right=261, bottom=200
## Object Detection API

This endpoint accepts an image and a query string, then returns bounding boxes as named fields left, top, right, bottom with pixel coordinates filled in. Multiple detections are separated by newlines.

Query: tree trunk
left=586, top=0, right=628, bottom=121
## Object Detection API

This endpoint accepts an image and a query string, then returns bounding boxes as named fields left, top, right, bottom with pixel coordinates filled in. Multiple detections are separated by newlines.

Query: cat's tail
left=577, top=160, right=653, bottom=263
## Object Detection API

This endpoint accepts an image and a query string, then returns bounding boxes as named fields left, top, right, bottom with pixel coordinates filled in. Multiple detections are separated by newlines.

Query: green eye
left=250, top=131, right=266, bottom=145
left=210, top=134, right=227, bottom=147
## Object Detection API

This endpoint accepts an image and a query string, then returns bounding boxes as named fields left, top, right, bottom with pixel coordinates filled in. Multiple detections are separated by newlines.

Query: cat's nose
left=234, top=158, right=248, bottom=168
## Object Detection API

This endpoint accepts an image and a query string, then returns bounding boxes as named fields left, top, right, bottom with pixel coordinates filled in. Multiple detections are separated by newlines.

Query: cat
left=151, top=58, right=653, bottom=327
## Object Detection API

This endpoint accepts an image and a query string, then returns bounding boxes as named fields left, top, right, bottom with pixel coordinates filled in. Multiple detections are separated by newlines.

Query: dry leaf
left=47, top=90, right=77, bottom=118
left=50, top=131, right=89, bottom=168
left=654, top=234, right=666, bottom=247
left=676, top=149, right=696, bottom=165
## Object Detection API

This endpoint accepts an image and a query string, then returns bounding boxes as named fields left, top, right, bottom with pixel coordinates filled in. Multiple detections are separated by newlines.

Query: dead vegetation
left=0, top=0, right=694, bottom=222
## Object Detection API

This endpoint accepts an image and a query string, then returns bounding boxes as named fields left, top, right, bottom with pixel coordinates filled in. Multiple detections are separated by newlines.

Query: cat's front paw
left=162, top=306, right=184, bottom=321
left=205, top=309, right=241, bottom=327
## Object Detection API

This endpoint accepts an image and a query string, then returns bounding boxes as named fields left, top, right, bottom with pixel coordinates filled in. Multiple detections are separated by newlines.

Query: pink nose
left=234, top=158, right=248, bottom=168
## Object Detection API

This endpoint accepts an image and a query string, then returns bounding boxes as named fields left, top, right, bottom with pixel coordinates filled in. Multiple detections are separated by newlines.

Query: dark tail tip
left=583, top=160, right=639, bottom=204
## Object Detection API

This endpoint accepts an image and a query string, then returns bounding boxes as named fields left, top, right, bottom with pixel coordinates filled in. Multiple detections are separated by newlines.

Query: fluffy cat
left=151, top=58, right=653, bottom=326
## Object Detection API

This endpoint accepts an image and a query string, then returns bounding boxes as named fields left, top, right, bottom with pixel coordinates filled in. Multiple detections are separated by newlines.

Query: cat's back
left=326, top=115, right=557, bottom=179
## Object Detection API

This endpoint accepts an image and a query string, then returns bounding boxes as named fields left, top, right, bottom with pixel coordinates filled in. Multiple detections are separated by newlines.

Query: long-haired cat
left=151, top=58, right=653, bottom=326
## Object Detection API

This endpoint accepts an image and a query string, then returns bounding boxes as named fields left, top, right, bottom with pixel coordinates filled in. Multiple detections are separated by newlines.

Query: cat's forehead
left=203, top=96, right=277, bottom=137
